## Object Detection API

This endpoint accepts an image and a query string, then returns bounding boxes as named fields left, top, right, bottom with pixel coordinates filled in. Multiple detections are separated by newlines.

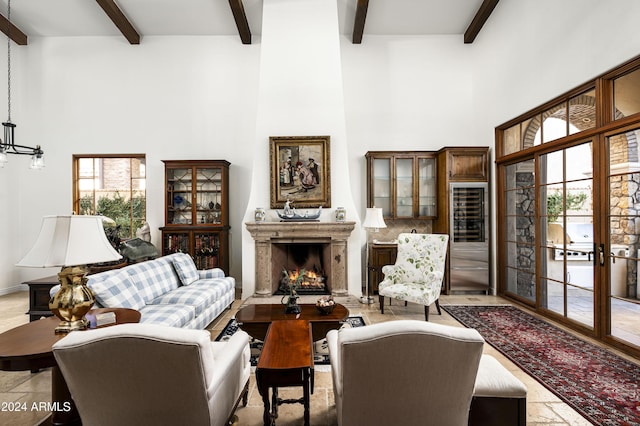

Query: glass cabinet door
left=163, top=232, right=190, bottom=255
left=372, top=158, right=391, bottom=217
left=195, top=167, right=224, bottom=225
left=395, top=158, right=414, bottom=218
left=367, top=152, right=438, bottom=219
left=418, top=157, right=436, bottom=217
left=194, top=232, right=220, bottom=269
left=167, top=168, right=193, bottom=225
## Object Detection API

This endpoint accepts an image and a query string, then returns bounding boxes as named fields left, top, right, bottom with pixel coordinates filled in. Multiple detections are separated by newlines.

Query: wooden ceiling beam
left=0, top=14, right=27, bottom=46
left=229, top=0, right=252, bottom=45
left=352, top=0, right=369, bottom=44
left=95, top=0, right=140, bottom=45
left=464, top=0, right=499, bottom=44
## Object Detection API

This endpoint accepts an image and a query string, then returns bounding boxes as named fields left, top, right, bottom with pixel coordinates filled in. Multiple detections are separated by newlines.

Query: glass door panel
left=608, top=127, right=640, bottom=348
left=502, top=160, right=536, bottom=301
left=417, top=157, right=436, bottom=217
left=167, top=167, right=192, bottom=225
left=539, top=142, right=594, bottom=328
left=196, top=167, right=223, bottom=224
left=395, top=158, right=413, bottom=218
left=372, top=158, right=391, bottom=217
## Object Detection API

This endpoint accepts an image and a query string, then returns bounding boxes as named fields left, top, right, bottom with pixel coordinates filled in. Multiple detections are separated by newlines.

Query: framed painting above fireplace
left=270, top=135, right=331, bottom=209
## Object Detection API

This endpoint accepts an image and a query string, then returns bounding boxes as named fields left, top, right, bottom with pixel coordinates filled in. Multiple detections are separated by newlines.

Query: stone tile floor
left=1, top=291, right=636, bottom=425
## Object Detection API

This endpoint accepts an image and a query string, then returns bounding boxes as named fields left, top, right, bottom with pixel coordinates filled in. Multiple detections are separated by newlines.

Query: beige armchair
left=52, top=323, right=251, bottom=426
left=327, top=320, right=484, bottom=426
left=378, top=233, right=449, bottom=320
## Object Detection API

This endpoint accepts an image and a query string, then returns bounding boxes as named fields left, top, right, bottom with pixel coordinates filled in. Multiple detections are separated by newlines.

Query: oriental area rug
left=214, top=316, right=365, bottom=366
left=443, top=305, right=640, bottom=426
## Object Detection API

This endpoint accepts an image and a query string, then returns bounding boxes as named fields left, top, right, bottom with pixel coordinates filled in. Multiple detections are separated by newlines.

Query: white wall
left=1, top=36, right=261, bottom=293
left=2, top=0, right=640, bottom=295
left=241, top=0, right=362, bottom=299
left=341, top=35, right=474, bottom=214
left=469, top=0, right=640, bottom=288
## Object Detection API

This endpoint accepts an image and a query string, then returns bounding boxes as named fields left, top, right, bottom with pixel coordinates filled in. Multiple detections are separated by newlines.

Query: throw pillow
left=89, top=272, right=145, bottom=310
left=172, top=255, right=199, bottom=286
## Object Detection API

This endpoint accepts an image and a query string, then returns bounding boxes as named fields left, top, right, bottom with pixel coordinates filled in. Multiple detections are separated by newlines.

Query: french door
left=606, top=126, right=640, bottom=348
left=538, top=142, right=595, bottom=329
left=502, top=133, right=640, bottom=353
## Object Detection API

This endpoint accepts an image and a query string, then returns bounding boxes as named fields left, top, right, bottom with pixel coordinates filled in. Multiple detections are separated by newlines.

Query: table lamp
left=361, top=207, right=387, bottom=304
left=17, top=215, right=123, bottom=333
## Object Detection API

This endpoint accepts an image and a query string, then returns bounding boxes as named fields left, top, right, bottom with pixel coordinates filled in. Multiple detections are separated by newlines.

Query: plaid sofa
left=50, top=253, right=235, bottom=329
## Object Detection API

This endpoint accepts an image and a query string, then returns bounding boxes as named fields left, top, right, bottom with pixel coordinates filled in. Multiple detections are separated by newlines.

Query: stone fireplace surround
left=245, top=221, right=356, bottom=297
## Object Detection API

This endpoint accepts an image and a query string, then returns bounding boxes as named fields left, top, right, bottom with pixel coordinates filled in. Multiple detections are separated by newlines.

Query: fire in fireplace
left=272, top=242, right=330, bottom=295
left=278, top=268, right=327, bottom=295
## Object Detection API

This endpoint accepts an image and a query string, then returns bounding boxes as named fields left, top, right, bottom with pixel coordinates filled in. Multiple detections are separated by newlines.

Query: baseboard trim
left=0, top=286, right=28, bottom=296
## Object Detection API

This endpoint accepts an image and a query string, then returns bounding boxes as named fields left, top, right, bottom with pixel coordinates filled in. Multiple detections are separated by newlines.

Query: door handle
left=599, top=244, right=605, bottom=266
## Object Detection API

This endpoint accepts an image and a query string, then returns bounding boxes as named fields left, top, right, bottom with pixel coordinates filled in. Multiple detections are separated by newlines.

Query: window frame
left=72, top=154, right=147, bottom=239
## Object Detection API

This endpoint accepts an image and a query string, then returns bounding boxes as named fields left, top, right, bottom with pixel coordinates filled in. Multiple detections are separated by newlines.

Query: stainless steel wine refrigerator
left=449, top=182, right=489, bottom=293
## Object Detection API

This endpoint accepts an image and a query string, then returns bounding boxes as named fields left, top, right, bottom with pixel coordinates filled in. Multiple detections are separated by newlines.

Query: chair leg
left=379, top=295, right=385, bottom=314
left=435, top=298, right=442, bottom=315
left=425, top=305, right=429, bottom=321
left=242, top=381, right=249, bottom=406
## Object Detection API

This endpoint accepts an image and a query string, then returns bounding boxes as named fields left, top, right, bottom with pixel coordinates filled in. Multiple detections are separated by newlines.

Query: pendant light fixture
left=0, top=0, right=43, bottom=169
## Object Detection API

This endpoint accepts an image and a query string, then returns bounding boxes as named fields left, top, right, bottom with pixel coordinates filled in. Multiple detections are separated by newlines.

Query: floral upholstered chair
left=378, top=233, right=449, bottom=321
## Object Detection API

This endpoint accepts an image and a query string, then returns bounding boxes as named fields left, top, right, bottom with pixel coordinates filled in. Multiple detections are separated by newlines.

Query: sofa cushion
left=88, top=270, right=145, bottom=310
left=172, top=255, right=199, bottom=286
left=149, top=277, right=233, bottom=316
left=126, top=258, right=180, bottom=303
left=149, top=285, right=217, bottom=316
left=138, top=304, right=196, bottom=328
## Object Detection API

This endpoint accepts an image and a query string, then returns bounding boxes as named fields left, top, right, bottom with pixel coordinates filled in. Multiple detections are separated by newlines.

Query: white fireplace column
left=241, top=0, right=362, bottom=299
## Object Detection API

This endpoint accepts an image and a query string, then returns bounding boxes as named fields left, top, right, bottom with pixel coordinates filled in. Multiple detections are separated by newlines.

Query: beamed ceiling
left=0, top=0, right=499, bottom=46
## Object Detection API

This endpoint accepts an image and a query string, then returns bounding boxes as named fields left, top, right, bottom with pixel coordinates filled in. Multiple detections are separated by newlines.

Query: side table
left=23, top=275, right=59, bottom=322
left=368, top=242, right=397, bottom=295
left=0, top=307, right=141, bottom=426
left=256, top=320, right=314, bottom=426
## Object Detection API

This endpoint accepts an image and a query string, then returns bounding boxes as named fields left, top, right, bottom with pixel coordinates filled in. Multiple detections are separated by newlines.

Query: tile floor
left=1, top=290, right=637, bottom=425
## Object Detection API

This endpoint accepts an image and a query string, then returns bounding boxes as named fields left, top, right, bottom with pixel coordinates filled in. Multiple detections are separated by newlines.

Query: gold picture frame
left=270, top=136, right=331, bottom=209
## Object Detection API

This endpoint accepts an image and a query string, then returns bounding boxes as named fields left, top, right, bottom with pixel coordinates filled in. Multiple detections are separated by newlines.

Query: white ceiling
left=0, top=0, right=487, bottom=40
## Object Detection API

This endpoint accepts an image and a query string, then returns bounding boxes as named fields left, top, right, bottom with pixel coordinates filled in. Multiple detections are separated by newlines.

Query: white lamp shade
left=362, top=207, right=387, bottom=230
left=16, top=215, right=122, bottom=268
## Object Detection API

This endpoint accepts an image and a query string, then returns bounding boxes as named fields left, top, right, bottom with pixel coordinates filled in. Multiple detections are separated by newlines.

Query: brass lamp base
left=49, top=265, right=96, bottom=334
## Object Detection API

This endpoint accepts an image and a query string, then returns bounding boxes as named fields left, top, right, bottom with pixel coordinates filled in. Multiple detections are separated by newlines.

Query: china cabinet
left=365, top=151, right=437, bottom=219
left=160, top=160, right=230, bottom=273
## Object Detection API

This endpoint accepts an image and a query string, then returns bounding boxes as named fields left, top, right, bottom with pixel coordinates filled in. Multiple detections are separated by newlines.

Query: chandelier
left=0, top=0, right=43, bottom=169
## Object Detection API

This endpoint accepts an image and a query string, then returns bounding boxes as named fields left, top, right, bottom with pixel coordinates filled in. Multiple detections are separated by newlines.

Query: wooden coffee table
left=256, top=320, right=313, bottom=426
left=0, top=307, right=141, bottom=426
left=235, top=303, right=349, bottom=342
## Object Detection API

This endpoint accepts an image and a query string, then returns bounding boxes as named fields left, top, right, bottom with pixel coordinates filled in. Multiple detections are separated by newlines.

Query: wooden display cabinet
left=160, top=160, right=230, bottom=274
left=440, top=147, right=489, bottom=182
left=365, top=151, right=437, bottom=220
left=434, top=147, right=490, bottom=294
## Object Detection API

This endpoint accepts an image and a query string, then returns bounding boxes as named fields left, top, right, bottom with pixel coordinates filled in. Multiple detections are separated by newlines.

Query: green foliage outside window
left=79, top=191, right=146, bottom=238
left=547, top=191, right=587, bottom=223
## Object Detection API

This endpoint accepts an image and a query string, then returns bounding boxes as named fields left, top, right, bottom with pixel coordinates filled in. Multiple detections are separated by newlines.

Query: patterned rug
left=443, top=305, right=640, bottom=426
left=214, top=316, right=365, bottom=366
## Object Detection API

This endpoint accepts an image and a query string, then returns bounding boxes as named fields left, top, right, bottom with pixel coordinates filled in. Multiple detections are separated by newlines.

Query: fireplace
left=245, top=221, right=355, bottom=297
left=272, top=242, right=330, bottom=295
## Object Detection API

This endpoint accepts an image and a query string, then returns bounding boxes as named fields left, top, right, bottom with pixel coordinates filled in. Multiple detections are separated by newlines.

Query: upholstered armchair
left=378, top=233, right=449, bottom=320
left=327, top=320, right=485, bottom=426
left=52, top=323, right=251, bottom=426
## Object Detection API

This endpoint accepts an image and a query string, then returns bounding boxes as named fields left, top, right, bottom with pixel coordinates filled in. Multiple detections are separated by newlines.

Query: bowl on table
left=316, top=297, right=336, bottom=315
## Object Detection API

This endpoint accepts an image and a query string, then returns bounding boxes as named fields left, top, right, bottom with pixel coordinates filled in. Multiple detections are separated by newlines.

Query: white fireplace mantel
left=245, top=221, right=356, bottom=297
